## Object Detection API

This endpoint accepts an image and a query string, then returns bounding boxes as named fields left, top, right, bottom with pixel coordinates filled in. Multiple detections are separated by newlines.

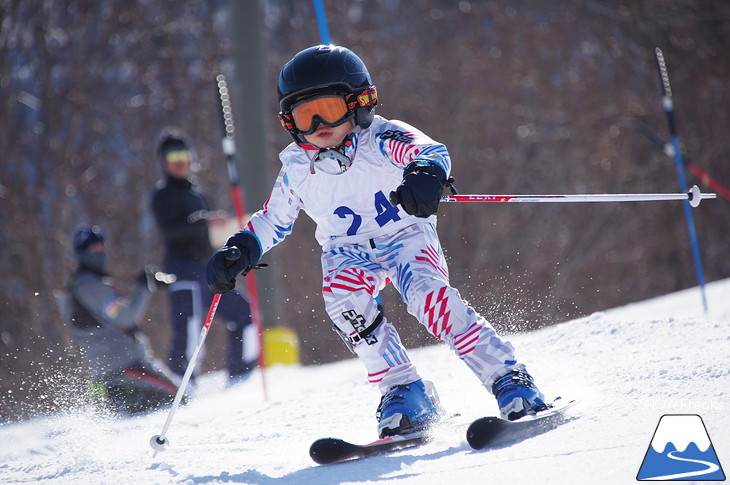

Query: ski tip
left=466, top=398, right=579, bottom=450
left=309, top=438, right=352, bottom=465
left=309, top=433, right=427, bottom=465
left=466, top=416, right=506, bottom=450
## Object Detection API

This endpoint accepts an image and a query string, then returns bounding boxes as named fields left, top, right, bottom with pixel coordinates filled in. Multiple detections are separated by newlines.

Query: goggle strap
left=352, top=86, right=378, bottom=108
left=278, top=112, right=295, bottom=130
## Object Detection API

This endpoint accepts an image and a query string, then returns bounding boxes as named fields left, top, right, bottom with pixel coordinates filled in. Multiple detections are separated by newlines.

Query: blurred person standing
left=66, top=224, right=180, bottom=413
left=151, top=128, right=257, bottom=385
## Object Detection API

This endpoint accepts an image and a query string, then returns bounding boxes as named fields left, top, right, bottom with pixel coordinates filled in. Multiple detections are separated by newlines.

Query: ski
left=309, top=431, right=427, bottom=465
left=310, top=399, right=576, bottom=463
left=466, top=397, right=578, bottom=450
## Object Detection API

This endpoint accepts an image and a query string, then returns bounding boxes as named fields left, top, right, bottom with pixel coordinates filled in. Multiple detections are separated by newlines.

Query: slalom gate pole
left=440, top=185, right=716, bottom=207
left=312, top=0, right=331, bottom=45
left=633, top=117, right=730, bottom=202
left=215, top=74, right=269, bottom=400
left=150, top=249, right=239, bottom=454
left=309, top=4, right=389, bottom=313
left=655, top=47, right=709, bottom=312
left=686, top=164, right=730, bottom=202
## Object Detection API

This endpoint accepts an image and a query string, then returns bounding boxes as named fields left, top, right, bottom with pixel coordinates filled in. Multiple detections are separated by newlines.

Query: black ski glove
left=389, top=160, right=447, bottom=218
left=206, top=231, right=262, bottom=293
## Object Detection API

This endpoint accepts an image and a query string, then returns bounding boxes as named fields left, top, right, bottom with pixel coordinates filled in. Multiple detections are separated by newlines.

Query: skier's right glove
left=389, top=160, right=447, bottom=218
left=206, top=231, right=262, bottom=293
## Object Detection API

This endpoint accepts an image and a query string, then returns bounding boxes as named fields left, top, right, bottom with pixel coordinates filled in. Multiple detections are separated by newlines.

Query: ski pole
left=214, top=74, right=268, bottom=400
left=655, top=47, right=709, bottom=312
left=150, top=248, right=239, bottom=454
left=440, top=185, right=716, bottom=207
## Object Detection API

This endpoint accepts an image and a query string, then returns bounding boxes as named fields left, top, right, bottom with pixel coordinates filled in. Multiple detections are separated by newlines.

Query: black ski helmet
left=278, top=45, right=378, bottom=144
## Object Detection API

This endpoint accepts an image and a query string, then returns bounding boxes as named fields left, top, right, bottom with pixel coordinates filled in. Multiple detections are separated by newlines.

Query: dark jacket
left=151, top=175, right=213, bottom=266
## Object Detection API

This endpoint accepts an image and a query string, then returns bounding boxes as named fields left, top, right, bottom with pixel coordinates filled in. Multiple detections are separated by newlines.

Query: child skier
left=207, top=45, right=547, bottom=437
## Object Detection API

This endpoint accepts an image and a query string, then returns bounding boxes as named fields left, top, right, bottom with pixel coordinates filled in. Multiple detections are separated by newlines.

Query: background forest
left=1, top=0, right=728, bottom=421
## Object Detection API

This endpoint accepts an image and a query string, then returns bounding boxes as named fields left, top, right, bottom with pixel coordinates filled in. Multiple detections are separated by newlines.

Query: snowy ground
left=1, top=279, right=728, bottom=485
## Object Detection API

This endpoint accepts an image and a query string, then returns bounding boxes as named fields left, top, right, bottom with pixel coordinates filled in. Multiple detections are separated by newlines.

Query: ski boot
left=492, top=369, right=548, bottom=421
left=376, top=379, right=442, bottom=438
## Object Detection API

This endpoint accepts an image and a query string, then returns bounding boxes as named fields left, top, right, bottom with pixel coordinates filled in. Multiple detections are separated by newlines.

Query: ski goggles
left=289, top=95, right=353, bottom=134
left=164, top=150, right=192, bottom=163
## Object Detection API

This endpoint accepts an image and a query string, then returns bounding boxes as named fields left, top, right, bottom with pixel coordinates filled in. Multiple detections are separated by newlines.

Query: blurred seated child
left=65, top=224, right=182, bottom=414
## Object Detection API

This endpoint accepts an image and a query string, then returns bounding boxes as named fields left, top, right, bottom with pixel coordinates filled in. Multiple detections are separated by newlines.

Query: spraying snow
left=1, top=279, right=728, bottom=485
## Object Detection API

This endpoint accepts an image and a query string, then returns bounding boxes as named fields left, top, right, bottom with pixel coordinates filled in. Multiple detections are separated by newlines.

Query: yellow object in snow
left=263, top=327, right=300, bottom=367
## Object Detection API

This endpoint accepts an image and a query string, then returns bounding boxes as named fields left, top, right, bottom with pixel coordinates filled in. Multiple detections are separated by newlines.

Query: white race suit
left=244, top=115, right=523, bottom=393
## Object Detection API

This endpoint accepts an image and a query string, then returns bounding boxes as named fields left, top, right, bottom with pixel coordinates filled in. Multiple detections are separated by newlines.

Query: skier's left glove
left=389, top=160, right=447, bottom=218
left=206, top=231, right=261, bottom=293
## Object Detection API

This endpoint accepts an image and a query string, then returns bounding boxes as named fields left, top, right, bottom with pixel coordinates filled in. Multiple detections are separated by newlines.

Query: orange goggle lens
left=291, top=95, right=349, bottom=132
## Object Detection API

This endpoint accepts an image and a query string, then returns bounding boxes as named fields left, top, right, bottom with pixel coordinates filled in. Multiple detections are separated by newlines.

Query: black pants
left=165, top=257, right=257, bottom=377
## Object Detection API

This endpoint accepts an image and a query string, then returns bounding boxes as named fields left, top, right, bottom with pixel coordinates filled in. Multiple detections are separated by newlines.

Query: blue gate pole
left=313, top=0, right=331, bottom=45
left=655, top=47, right=708, bottom=313
left=311, top=0, right=384, bottom=309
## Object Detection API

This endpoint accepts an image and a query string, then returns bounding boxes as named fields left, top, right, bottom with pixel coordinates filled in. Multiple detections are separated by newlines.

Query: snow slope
left=1, top=280, right=728, bottom=485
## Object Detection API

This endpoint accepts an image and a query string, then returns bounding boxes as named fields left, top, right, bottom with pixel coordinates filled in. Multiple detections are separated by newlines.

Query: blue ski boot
left=376, top=379, right=442, bottom=438
left=492, top=369, right=548, bottom=421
